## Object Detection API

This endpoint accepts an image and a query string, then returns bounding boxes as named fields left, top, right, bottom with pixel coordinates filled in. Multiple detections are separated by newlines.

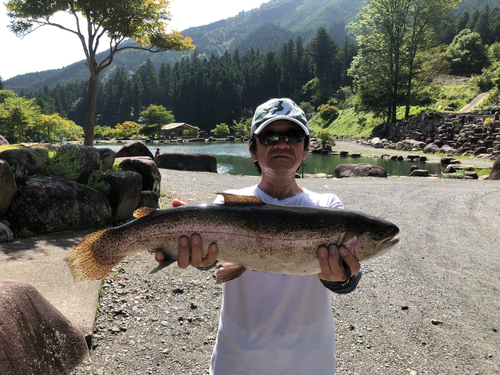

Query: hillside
left=5, top=0, right=364, bottom=93
left=5, top=0, right=500, bottom=93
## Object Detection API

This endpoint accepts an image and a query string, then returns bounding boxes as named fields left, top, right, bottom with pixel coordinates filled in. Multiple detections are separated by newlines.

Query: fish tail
left=65, top=229, right=124, bottom=282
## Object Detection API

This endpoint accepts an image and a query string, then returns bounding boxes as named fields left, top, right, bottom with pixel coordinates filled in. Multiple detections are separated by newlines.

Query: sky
left=0, top=0, right=270, bottom=80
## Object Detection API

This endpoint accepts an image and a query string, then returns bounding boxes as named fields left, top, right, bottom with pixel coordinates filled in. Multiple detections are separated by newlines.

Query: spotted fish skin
left=65, top=194, right=399, bottom=282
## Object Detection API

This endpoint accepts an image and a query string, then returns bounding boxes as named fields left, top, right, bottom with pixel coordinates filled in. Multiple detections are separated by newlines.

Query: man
left=156, top=98, right=362, bottom=374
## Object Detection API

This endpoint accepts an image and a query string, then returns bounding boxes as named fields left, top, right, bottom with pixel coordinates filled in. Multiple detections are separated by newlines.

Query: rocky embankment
left=366, top=109, right=500, bottom=160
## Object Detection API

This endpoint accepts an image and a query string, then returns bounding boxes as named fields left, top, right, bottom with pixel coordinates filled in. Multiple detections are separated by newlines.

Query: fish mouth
left=383, top=236, right=399, bottom=249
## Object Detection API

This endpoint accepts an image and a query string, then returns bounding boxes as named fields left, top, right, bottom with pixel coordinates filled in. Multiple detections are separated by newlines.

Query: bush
left=318, top=104, right=339, bottom=122
left=44, top=146, right=83, bottom=181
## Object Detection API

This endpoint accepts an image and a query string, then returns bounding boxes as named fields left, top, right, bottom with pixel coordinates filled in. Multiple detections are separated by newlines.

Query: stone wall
left=377, top=110, right=500, bottom=158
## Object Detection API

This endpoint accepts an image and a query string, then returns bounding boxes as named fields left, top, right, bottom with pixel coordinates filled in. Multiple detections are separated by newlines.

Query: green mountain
left=5, top=0, right=500, bottom=93
left=5, top=0, right=364, bottom=93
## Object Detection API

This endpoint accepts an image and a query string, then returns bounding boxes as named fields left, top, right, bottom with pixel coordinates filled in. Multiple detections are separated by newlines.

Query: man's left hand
left=318, top=245, right=361, bottom=282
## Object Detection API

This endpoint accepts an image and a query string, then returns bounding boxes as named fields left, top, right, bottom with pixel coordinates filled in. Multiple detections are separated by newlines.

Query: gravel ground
left=72, top=148, right=500, bottom=375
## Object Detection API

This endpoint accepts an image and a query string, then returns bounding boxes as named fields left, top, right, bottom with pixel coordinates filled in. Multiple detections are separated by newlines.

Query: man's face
left=251, top=120, right=307, bottom=177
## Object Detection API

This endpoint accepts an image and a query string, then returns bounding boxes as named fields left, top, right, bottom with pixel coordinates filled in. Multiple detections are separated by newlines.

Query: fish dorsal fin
left=218, top=193, right=265, bottom=206
left=133, top=207, right=156, bottom=219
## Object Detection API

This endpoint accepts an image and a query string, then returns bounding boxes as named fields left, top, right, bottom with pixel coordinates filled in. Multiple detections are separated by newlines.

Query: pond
left=96, top=141, right=445, bottom=177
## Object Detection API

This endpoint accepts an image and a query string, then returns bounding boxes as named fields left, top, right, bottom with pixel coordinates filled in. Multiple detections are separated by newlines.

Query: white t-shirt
left=210, top=185, right=343, bottom=375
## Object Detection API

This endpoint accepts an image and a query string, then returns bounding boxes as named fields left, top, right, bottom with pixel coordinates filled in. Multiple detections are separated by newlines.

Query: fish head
left=342, top=214, right=400, bottom=261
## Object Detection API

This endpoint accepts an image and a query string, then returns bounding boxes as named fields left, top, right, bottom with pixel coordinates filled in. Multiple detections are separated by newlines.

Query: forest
left=2, top=1, right=500, bottom=143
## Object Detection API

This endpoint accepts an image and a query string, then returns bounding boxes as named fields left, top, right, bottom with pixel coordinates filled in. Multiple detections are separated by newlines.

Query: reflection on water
left=97, top=141, right=445, bottom=177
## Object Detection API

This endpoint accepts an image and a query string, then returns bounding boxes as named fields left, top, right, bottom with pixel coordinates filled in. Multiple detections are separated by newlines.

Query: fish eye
left=373, top=230, right=387, bottom=241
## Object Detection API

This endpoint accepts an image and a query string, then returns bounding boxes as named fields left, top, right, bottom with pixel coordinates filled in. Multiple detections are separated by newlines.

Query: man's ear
left=249, top=140, right=258, bottom=162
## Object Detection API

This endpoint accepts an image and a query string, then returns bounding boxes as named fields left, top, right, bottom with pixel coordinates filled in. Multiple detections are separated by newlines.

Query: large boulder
left=102, top=171, right=143, bottom=224
left=156, top=153, right=218, bottom=173
left=486, top=154, right=500, bottom=180
left=59, top=145, right=102, bottom=183
left=0, top=135, right=8, bottom=145
left=116, top=140, right=154, bottom=159
left=0, top=147, right=49, bottom=175
left=439, top=145, right=459, bottom=154
left=0, top=160, right=17, bottom=218
left=97, top=147, right=116, bottom=170
left=116, top=156, right=161, bottom=193
left=335, top=163, right=388, bottom=178
left=0, top=222, right=13, bottom=243
left=423, top=143, right=439, bottom=154
left=138, top=191, right=160, bottom=210
left=0, top=279, right=89, bottom=375
left=370, top=137, right=384, bottom=148
left=5, top=177, right=112, bottom=235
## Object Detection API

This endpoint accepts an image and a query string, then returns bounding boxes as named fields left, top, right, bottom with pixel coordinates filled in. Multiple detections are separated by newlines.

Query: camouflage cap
left=250, top=98, right=309, bottom=138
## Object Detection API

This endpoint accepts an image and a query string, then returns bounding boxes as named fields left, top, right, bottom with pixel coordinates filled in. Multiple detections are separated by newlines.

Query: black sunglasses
left=257, top=128, right=305, bottom=146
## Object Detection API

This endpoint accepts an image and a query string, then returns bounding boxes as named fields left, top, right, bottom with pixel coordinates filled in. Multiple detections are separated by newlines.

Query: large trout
left=65, top=193, right=399, bottom=282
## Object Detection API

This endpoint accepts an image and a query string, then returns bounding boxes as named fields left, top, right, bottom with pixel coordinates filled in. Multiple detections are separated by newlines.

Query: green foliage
left=115, top=121, right=140, bottom=138
left=183, top=127, right=200, bottom=138
left=231, top=118, right=250, bottom=138
left=0, top=95, right=42, bottom=142
left=86, top=169, right=111, bottom=196
left=140, top=104, right=175, bottom=138
left=317, top=104, right=339, bottom=122
left=349, top=0, right=460, bottom=122
left=211, top=123, right=230, bottom=137
left=6, top=0, right=194, bottom=145
left=446, top=29, right=489, bottom=74
left=316, top=129, right=335, bottom=148
left=17, top=227, right=35, bottom=238
left=44, top=146, right=83, bottom=181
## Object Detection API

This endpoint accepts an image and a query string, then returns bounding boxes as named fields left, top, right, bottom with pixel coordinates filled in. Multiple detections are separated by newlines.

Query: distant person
left=155, top=98, right=362, bottom=374
left=77, top=140, right=83, bottom=146
left=62, top=137, right=66, bottom=145
left=155, top=148, right=160, bottom=158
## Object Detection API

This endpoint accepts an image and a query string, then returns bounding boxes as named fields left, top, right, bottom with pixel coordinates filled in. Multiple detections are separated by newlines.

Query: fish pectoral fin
left=149, top=250, right=177, bottom=274
left=215, top=264, right=247, bottom=284
left=218, top=193, right=265, bottom=206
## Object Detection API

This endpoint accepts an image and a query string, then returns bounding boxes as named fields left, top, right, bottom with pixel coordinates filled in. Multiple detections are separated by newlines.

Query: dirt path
left=459, top=91, right=490, bottom=112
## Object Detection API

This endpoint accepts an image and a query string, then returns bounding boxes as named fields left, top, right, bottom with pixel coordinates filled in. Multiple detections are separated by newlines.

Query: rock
left=444, top=165, right=457, bottom=173
left=0, top=160, right=16, bottom=218
left=423, top=143, right=439, bottom=153
left=138, top=191, right=160, bottom=210
left=408, top=169, right=429, bottom=177
left=102, top=171, right=143, bottom=224
left=5, top=176, right=112, bottom=235
left=440, top=157, right=456, bottom=166
left=0, top=135, right=8, bottom=145
left=116, top=156, right=161, bottom=193
left=334, top=163, right=388, bottom=178
left=486, top=154, right=500, bottom=180
left=0, top=222, right=13, bottom=242
left=156, top=153, right=218, bottom=173
left=370, top=137, right=384, bottom=148
left=0, top=147, right=49, bottom=175
left=116, top=141, right=154, bottom=159
left=439, top=145, right=458, bottom=154
left=0, top=279, right=89, bottom=375
left=98, top=148, right=116, bottom=170
left=60, top=145, right=103, bottom=183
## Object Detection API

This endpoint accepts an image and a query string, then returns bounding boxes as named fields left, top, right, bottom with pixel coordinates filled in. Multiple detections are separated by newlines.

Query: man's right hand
left=154, top=200, right=218, bottom=269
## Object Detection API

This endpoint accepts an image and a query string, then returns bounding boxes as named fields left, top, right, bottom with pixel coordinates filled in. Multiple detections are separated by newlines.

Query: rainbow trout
left=65, top=193, right=399, bottom=282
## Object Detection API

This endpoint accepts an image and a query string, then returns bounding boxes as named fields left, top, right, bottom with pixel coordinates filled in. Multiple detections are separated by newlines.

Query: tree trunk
left=84, top=71, right=99, bottom=146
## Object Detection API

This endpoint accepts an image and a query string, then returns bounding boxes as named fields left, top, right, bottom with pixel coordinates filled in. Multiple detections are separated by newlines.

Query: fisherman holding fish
left=157, top=98, right=363, bottom=374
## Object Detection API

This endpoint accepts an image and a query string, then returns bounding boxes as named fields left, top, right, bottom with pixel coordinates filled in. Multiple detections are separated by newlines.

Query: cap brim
left=253, top=116, right=309, bottom=136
